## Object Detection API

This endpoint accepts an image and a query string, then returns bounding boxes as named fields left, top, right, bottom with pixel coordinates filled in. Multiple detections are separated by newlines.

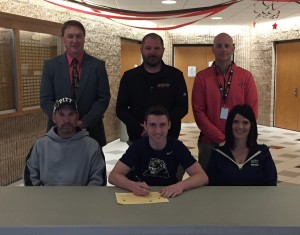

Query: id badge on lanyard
left=220, top=106, right=229, bottom=120
left=214, top=64, right=233, bottom=120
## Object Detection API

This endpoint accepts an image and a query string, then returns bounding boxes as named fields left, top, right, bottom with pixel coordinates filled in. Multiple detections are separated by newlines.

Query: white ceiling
left=86, top=0, right=300, bottom=28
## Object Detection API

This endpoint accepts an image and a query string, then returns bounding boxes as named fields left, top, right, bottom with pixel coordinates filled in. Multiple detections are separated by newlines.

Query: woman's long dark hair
left=224, top=104, right=258, bottom=149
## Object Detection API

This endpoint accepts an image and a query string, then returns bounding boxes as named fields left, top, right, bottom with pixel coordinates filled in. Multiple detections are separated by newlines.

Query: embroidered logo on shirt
left=157, top=83, right=170, bottom=88
left=250, top=159, right=259, bottom=167
left=166, top=151, right=173, bottom=155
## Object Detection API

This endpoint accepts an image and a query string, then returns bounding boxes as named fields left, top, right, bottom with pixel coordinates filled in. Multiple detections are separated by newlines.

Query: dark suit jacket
left=40, top=52, right=110, bottom=147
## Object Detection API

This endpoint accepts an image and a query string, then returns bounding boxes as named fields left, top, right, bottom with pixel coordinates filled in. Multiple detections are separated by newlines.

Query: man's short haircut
left=61, top=20, right=86, bottom=37
left=141, top=33, right=164, bottom=47
left=144, top=105, right=170, bottom=122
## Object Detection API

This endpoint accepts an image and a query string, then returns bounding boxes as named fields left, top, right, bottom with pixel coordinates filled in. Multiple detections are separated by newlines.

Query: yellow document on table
left=115, top=192, right=169, bottom=205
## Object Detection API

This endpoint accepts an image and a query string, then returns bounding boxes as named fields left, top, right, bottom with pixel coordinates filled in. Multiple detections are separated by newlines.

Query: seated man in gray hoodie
left=24, top=97, right=105, bottom=186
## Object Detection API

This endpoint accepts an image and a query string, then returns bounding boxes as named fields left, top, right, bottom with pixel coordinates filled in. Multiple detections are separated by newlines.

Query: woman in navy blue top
left=207, top=104, right=277, bottom=186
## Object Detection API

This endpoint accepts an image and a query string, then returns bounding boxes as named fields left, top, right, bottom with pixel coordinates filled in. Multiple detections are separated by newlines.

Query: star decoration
left=272, top=22, right=278, bottom=29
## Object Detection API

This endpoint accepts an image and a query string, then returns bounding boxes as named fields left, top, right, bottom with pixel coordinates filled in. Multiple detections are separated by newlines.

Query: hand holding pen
left=131, top=175, right=150, bottom=196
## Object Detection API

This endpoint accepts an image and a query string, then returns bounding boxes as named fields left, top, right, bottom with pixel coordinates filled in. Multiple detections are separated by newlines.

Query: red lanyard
left=213, top=63, right=233, bottom=102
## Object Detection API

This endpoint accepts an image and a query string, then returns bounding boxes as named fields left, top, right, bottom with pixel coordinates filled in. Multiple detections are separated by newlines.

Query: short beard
left=143, top=55, right=162, bottom=67
left=144, top=61, right=160, bottom=67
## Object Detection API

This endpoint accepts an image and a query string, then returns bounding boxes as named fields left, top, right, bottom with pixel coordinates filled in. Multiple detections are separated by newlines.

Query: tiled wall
left=1, top=0, right=300, bottom=184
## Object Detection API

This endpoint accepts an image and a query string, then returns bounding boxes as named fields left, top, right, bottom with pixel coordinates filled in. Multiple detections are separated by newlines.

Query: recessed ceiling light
left=211, top=17, right=223, bottom=20
left=161, top=0, right=177, bottom=4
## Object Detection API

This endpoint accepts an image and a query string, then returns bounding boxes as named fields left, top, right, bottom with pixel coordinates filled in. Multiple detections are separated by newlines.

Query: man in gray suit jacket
left=40, top=20, right=110, bottom=184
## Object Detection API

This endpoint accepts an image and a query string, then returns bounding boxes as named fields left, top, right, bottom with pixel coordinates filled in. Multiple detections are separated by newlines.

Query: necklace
left=231, top=147, right=249, bottom=164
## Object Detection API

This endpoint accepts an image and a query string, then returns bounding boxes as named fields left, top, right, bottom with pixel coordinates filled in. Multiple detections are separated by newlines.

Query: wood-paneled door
left=173, top=45, right=214, bottom=122
left=121, top=39, right=141, bottom=76
left=275, top=41, right=300, bottom=131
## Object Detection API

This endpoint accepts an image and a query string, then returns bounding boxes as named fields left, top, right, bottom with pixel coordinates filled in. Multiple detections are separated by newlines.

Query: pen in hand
left=133, top=175, right=150, bottom=196
left=134, top=175, right=143, bottom=182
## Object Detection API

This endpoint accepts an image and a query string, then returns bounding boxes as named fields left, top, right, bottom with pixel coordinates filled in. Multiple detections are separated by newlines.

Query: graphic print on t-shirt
left=143, top=158, right=169, bottom=179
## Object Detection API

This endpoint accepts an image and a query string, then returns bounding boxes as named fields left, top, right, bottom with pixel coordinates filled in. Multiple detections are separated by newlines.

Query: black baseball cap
left=53, top=97, right=78, bottom=113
